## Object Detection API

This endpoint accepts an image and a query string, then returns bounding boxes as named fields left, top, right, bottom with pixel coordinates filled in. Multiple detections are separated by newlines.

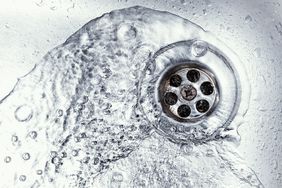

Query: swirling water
left=0, top=6, right=263, bottom=188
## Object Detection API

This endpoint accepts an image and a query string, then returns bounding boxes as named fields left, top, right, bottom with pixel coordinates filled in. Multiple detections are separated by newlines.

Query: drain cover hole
left=196, top=100, right=210, bottom=113
left=187, top=69, right=200, bottom=83
left=164, top=92, right=178, bottom=105
left=177, top=105, right=191, bottom=117
left=169, top=74, right=182, bottom=87
left=200, top=82, right=214, bottom=95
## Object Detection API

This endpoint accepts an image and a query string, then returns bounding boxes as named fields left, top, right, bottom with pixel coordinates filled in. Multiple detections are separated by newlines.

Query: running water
left=0, top=6, right=263, bottom=188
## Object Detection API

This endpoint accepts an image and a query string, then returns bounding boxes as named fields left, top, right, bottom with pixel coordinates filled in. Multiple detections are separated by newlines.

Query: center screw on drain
left=180, top=85, right=197, bottom=101
left=159, top=64, right=219, bottom=122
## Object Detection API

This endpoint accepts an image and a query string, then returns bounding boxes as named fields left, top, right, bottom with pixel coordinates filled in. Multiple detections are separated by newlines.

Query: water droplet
left=36, top=170, right=43, bottom=175
left=51, top=156, right=60, bottom=164
left=11, top=135, right=18, bottom=142
left=50, top=151, right=58, bottom=157
left=4, top=156, right=11, bottom=163
left=57, top=109, right=63, bottom=117
left=22, top=153, right=30, bottom=160
left=181, top=143, right=194, bottom=155
left=111, top=172, right=123, bottom=182
left=191, top=41, right=207, bottom=57
left=272, top=160, right=278, bottom=170
left=19, top=175, right=26, bottom=181
left=60, top=151, right=67, bottom=158
left=14, top=105, right=33, bottom=122
left=244, top=15, right=253, bottom=23
left=29, top=131, right=37, bottom=139
left=72, top=150, right=79, bottom=157
left=170, top=126, right=177, bottom=132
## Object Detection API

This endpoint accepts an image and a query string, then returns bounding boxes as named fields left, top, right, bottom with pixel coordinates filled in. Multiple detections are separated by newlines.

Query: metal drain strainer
left=139, top=39, right=250, bottom=143
left=159, top=64, right=219, bottom=122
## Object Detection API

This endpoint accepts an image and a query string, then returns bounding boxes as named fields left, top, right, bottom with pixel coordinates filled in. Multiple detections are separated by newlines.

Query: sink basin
left=0, top=0, right=281, bottom=187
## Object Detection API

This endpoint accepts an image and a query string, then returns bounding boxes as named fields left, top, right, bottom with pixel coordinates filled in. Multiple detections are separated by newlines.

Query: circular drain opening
left=139, top=39, right=250, bottom=143
left=159, top=64, right=219, bottom=122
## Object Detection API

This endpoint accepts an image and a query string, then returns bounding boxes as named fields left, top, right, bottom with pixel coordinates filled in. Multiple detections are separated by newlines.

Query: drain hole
left=169, top=74, right=182, bottom=87
left=187, top=70, right=200, bottom=83
left=196, top=100, right=210, bottom=113
left=164, top=92, right=178, bottom=105
left=177, top=105, right=191, bottom=117
left=200, top=82, right=214, bottom=95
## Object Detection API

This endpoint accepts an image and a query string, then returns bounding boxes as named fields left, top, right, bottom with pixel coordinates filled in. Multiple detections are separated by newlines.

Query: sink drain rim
left=138, top=39, right=249, bottom=144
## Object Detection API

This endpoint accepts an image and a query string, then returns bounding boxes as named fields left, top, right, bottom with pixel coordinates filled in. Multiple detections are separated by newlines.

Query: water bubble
left=29, top=131, right=37, bottom=139
left=169, top=126, right=177, bottom=133
left=82, top=156, right=90, bottom=164
left=181, top=143, right=194, bottom=155
left=4, top=156, right=11, bottom=163
left=244, top=15, right=253, bottom=23
left=191, top=41, right=207, bottom=57
left=22, top=152, right=30, bottom=160
left=11, top=135, right=18, bottom=142
left=14, top=105, right=33, bottom=122
left=60, top=151, right=67, bottom=158
left=50, top=151, right=58, bottom=157
left=19, top=175, right=26, bottom=181
left=57, top=109, right=63, bottom=117
left=111, top=172, right=123, bottom=182
left=36, top=170, right=43, bottom=175
left=51, top=156, right=60, bottom=164
left=71, top=150, right=79, bottom=157
left=272, top=160, right=278, bottom=170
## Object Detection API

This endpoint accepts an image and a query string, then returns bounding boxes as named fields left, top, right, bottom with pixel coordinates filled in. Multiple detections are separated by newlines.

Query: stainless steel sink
left=0, top=0, right=281, bottom=187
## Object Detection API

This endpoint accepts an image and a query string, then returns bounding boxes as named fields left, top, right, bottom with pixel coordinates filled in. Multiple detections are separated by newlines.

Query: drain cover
left=159, top=64, right=219, bottom=122
left=139, top=39, right=250, bottom=143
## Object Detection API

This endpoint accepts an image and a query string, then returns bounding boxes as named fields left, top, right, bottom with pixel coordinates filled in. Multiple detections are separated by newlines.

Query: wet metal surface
left=159, top=65, right=219, bottom=121
left=0, top=1, right=281, bottom=187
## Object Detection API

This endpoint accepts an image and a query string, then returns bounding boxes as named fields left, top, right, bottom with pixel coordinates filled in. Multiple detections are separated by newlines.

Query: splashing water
left=0, top=6, right=263, bottom=188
